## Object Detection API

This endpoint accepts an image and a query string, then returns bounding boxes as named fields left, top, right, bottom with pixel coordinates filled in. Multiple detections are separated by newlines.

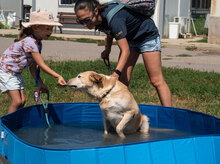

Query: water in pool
left=13, top=122, right=198, bottom=149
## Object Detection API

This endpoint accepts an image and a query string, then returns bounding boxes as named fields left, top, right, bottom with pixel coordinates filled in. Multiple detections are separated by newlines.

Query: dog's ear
left=89, top=72, right=103, bottom=83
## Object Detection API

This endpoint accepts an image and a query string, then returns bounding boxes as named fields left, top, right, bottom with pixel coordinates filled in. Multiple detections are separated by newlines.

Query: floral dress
left=0, top=35, right=40, bottom=75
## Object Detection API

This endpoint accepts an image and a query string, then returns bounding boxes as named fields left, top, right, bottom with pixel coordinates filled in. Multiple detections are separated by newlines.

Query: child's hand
left=57, top=76, right=67, bottom=86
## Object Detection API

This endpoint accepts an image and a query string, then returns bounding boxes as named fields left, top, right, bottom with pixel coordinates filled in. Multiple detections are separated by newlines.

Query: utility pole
left=32, top=0, right=36, bottom=11
left=21, top=0, right=24, bottom=19
left=153, top=0, right=165, bottom=36
left=178, top=0, right=181, bottom=17
left=187, top=0, right=192, bottom=33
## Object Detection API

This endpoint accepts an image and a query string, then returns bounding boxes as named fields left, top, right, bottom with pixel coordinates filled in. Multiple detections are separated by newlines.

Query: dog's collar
left=101, top=83, right=116, bottom=99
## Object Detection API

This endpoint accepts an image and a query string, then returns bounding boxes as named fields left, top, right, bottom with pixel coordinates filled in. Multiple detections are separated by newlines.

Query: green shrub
left=0, top=24, right=5, bottom=29
left=191, top=16, right=208, bottom=36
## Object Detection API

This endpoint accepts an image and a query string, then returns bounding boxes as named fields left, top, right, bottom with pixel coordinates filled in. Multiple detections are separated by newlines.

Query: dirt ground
left=0, top=29, right=220, bottom=73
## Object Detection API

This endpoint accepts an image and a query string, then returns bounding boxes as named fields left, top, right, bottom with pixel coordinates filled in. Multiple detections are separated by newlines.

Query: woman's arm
left=101, top=35, right=113, bottom=59
left=111, top=38, right=130, bottom=78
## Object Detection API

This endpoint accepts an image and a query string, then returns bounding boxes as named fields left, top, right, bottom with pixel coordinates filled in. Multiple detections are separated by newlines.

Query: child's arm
left=29, top=62, right=49, bottom=93
left=29, top=61, right=43, bottom=84
left=31, top=52, right=66, bottom=86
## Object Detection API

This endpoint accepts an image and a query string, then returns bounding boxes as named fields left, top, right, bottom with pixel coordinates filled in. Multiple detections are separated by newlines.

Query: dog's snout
left=67, top=84, right=77, bottom=88
left=66, top=79, right=76, bottom=88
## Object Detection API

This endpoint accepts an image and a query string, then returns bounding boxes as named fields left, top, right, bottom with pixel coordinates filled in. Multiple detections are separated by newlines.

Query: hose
left=39, top=91, right=51, bottom=127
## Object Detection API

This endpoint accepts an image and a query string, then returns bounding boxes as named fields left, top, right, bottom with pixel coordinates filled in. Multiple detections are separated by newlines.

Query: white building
left=0, top=0, right=192, bottom=38
left=208, top=0, right=220, bottom=44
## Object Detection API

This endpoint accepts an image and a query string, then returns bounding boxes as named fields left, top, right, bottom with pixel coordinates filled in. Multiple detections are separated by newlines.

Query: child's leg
left=7, top=90, right=25, bottom=114
left=20, top=89, right=26, bottom=106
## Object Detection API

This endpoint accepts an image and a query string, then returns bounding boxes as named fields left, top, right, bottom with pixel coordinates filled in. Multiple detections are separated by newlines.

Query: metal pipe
left=153, top=0, right=160, bottom=28
left=178, top=0, right=181, bottom=17
left=32, top=0, right=36, bottom=11
left=153, top=0, right=164, bottom=36
left=187, top=0, right=192, bottom=33
left=21, top=0, right=24, bottom=19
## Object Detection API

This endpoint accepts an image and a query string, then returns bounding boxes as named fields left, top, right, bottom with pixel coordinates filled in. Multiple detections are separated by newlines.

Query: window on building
left=192, top=0, right=211, bottom=9
left=59, top=0, right=76, bottom=6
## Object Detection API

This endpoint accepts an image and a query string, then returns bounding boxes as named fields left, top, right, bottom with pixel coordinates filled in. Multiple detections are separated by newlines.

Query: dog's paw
left=140, top=128, right=149, bottom=133
left=140, top=115, right=150, bottom=133
left=103, top=134, right=109, bottom=139
left=140, top=131, right=150, bottom=138
left=103, top=130, right=110, bottom=139
left=104, top=130, right=108, bottom=135
left=116, top=126, right=126, bottom=139
left=119, top=133, right=126, bottom=139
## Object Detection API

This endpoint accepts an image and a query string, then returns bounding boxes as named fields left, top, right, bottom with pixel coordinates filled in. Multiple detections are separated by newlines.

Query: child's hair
left=14, top=27, right=33, bottom=42
left=74, top=0, right=107, bottom=13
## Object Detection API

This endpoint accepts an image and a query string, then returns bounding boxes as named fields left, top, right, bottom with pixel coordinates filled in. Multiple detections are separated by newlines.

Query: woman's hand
left=101, top=35, right=113, bottom=59
left=101, top=48, right=110, bottom=60
left=110, top=72, right=120, bottom=80
left=57, top=76, right=67, bottom=86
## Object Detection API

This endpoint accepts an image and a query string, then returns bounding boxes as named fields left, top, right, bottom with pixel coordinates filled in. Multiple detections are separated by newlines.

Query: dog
left=67, top=71, right=149, bottom=138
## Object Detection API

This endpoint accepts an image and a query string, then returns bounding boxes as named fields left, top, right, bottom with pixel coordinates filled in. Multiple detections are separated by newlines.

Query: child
left=0, top=10, right=66, bottom=114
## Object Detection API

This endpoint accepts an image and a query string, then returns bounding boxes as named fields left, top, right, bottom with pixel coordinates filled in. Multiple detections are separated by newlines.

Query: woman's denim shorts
left=129, top=36, right=161, bottom=53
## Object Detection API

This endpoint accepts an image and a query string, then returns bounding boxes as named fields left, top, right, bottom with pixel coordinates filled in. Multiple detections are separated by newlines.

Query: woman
left=74, top=0, right=172, bottom=106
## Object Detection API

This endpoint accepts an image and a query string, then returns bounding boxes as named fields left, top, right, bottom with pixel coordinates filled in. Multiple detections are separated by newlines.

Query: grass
left=48, top=36, right=64, bottom=41
left=162, top=58, right=173, bottom=60
left=0, top=34, right=117, bottom=45
left=75, top=38, right=104, bottom=44
left=185, top=46, right=198, bottom=51
left=0, top=60, right=219, bottom=118
left=190, top=38, right=208, bottom=43
left=162, top=54, right=192, bottom=60
left=191, top=16, right=208, bottom=36
left=0, top=34, right=17, bottom=38
left=176, top=54, right=192, bottom=57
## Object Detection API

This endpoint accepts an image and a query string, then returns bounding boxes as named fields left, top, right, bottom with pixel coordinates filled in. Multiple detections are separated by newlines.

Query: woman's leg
left=142, top=51, right=172, bottom=106
left=120, top=52, right=140, bottom=86
left=7, top=90, right=25, bottom=114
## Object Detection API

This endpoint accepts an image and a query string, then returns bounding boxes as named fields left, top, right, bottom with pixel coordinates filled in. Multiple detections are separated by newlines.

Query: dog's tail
left=140, top=115, right=149, bottom=133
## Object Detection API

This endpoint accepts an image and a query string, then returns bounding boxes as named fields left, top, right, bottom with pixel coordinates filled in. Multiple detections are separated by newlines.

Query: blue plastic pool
left=0, top=103, right=219, bottom=164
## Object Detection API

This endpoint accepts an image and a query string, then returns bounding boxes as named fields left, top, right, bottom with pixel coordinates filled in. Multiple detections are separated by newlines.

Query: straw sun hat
left=22, top=9, right=62, bottom=28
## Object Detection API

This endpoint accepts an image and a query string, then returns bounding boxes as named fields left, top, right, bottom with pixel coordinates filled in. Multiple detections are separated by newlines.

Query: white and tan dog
left=67, top=71, right=149, bottom=138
